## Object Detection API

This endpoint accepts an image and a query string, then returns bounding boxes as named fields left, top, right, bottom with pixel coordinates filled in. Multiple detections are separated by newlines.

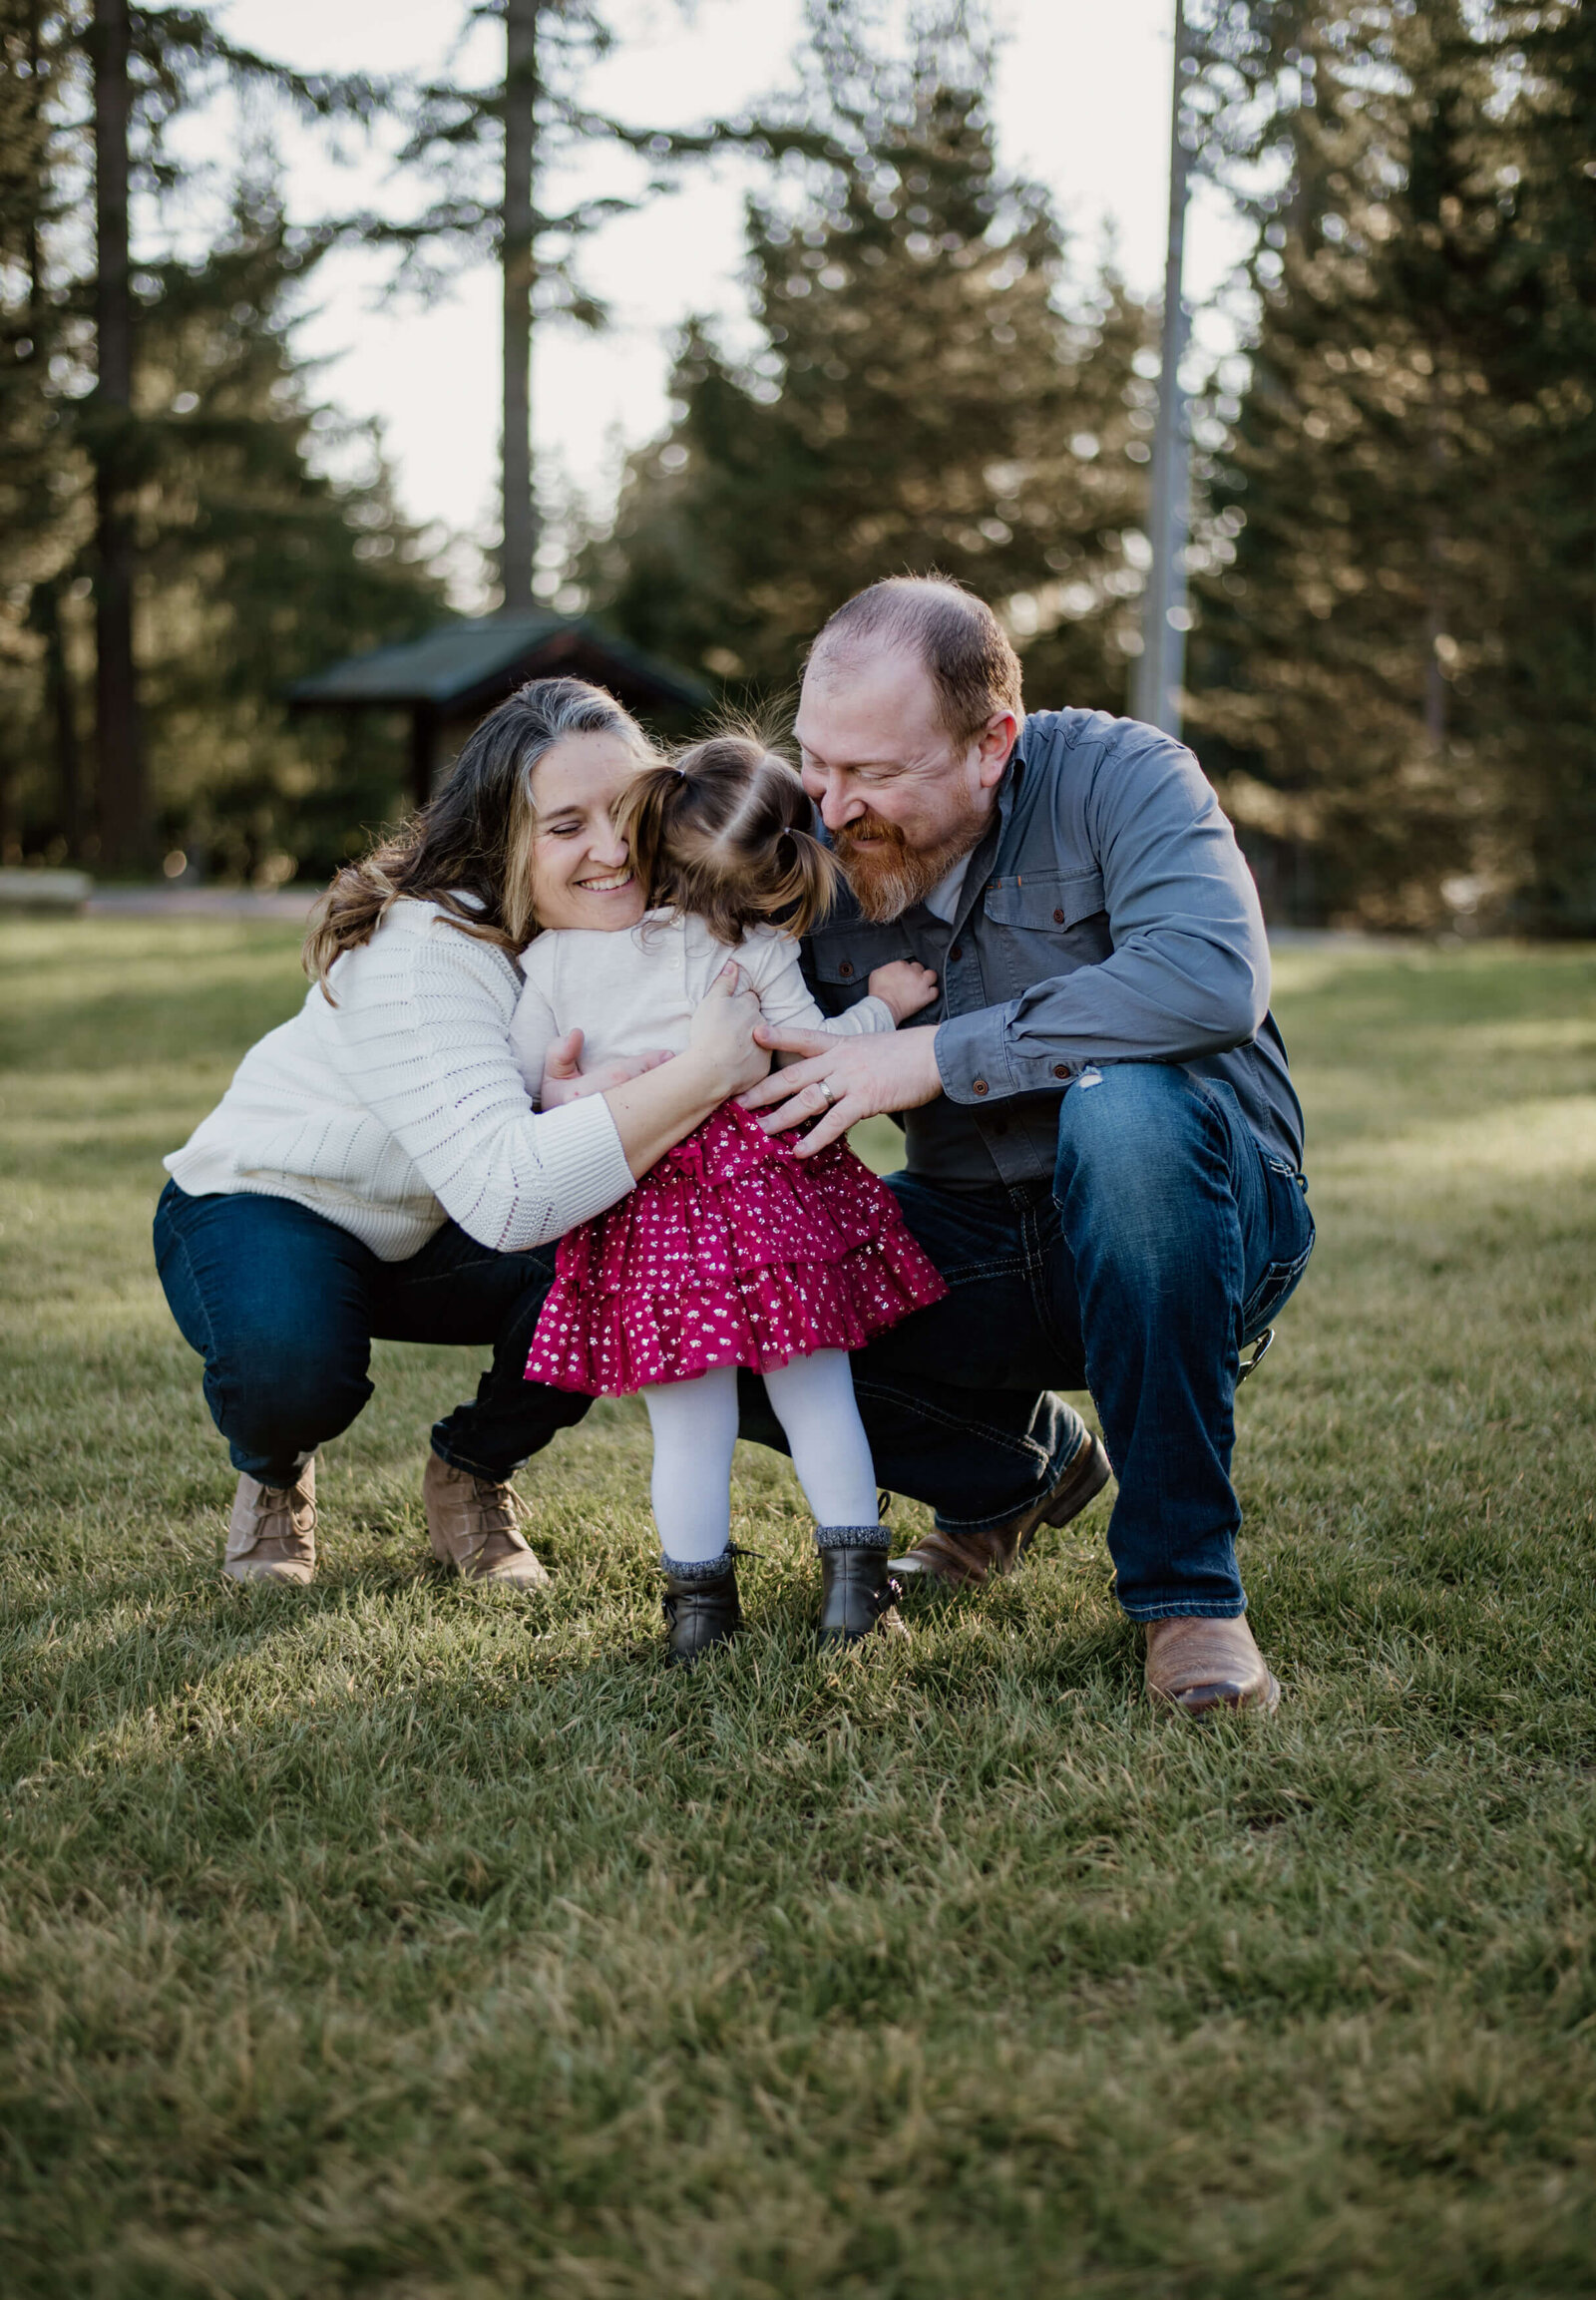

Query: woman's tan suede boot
left=224, top=1463, right=317, bottom=1585
left=422, top=1454, right=551, bottom=1589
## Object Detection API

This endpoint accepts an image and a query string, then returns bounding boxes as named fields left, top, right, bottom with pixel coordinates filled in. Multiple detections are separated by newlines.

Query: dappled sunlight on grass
left=1331, top=1092, right=1596, bottom=1182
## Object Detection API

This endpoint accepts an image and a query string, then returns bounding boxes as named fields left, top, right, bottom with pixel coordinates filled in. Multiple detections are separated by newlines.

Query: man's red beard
left=833, top=810, right=985, bottom=924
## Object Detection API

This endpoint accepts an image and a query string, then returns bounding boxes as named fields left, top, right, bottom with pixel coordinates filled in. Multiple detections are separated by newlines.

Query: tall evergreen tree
left=129, top=189, right=448, bottom=886
left=381, top=1, right=620, bottom=608
left=89, top=0, right=143, bottom=867
left=1185, top=0, right=1596, bottom=929
left=0, top=0, right=83, bottom=859
left=376, top=0, right=757, bottom=609
left=0, top=2, right=385, bottom=870
left=1485, top=0, right=1596, bottom=931
left=579, top=4, right=1155, bottom=709
left=0, top=13, right=443, bottom=881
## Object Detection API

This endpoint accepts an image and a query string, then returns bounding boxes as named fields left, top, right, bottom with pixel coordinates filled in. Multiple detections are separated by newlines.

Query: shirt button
left=1053, top=1062, right=1069, bottom=1078
left=1053, top=907, right=1065, bottom=925
left=950, top=943, right=963, bottom=962
left=973, top=1078, right=989, bottom=1096
left=837, top=960, right=854, bottom=977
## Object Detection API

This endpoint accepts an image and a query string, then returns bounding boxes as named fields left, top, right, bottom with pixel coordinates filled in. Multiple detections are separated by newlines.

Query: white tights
left=641, top=1351, right=881, bottom=1563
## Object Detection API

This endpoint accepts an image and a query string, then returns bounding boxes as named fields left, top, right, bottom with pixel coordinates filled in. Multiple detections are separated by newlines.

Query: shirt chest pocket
left=807, top=927, right=916, bottom=1013
left=982, top=869, right=1110, bottom=998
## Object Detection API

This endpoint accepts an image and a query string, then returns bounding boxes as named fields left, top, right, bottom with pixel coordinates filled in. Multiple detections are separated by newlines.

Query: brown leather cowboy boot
left=889, top=1426, right=1112, bottom=1590
left=224, top=1462, right=317, bottom=1585
left=1144, top=1615, right=1281, bottom=1715
left=422, top=1454, right=551, bottom=1589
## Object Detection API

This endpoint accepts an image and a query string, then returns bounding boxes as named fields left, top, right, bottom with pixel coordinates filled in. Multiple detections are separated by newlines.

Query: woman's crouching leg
left=154, top=1181, right=377, bottom=1483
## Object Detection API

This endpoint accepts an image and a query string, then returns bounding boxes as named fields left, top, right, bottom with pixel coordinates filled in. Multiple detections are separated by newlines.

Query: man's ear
left=975, top=711, right=1018, bottom=789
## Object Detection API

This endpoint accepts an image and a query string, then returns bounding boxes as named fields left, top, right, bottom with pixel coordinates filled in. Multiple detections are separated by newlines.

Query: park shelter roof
left=287, top=612, right=710, bottom=720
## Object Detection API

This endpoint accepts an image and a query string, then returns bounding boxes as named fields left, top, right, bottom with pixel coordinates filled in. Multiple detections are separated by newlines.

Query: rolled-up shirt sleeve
left=935, top=729, right=1271, bottom=1104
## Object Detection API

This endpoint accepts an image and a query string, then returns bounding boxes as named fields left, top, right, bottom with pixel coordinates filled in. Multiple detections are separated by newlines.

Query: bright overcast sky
left=199, top=0, right=1245, bottom=602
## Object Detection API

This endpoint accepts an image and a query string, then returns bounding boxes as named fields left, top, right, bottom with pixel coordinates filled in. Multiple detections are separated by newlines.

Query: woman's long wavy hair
left=616, top=730, right=838, bottom=947
left=303, top=677, right=655, bottom=992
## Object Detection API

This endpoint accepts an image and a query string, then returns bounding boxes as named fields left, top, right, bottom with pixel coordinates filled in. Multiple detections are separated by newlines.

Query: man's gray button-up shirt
left=801, top=706, right=1305, bottom=1190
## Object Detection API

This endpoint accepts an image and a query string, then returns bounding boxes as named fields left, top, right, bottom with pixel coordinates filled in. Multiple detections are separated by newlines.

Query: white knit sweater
left=165, top=899, right=635, bottom=1262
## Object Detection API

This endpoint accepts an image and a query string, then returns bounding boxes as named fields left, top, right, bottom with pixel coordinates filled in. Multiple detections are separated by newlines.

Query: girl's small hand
left=867, top=959, right=940, bottom=1022
left=541, top=1027, right=672, bottom=1107
left=687, top=962, right=770, bottom=1098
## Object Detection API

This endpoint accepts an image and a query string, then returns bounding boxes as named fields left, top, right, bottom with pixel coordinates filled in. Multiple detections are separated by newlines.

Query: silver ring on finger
left=816, top=1078, right=841, bottom=1108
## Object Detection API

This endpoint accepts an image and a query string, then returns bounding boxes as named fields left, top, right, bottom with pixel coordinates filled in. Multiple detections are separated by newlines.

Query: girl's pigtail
left=613, top=762, right=686, bottom=912
left=767, top=825, right=840, bottom=941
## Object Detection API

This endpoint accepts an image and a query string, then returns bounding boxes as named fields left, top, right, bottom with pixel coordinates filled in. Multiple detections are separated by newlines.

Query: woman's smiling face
left=526, top=730, right=647, bottom=933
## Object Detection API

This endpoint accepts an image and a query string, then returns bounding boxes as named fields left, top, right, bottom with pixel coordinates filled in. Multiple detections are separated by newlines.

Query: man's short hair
left=807, top=575, right=1024, bottom=744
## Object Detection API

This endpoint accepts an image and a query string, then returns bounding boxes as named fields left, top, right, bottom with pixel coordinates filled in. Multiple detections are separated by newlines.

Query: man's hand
left=866, top=958, right=940, bottom=1022
left=741, top=1023, right=944, bottom=1156
left=540, top=1027, right=672, bottom=1109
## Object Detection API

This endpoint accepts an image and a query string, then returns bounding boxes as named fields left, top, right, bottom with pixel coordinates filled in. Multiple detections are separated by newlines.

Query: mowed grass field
left=1, top=918, right=1594, bottom=2300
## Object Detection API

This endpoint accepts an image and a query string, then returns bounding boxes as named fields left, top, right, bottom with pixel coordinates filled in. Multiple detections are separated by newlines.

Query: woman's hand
left=541, top=1027, right=672, bottom=1108
left=598, top=964, right=769, bottom=1184
left=685, top=962, right=770, bottom=1099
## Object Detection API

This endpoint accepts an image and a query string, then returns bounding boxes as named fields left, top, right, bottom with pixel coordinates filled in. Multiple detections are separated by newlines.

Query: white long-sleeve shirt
left=508, top=910, right=895, bottom=1093
left=165, top=899, right=635, bottom=1262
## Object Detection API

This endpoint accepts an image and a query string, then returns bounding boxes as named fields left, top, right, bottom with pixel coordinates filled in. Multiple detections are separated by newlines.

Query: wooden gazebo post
left=409, top=702, right=438, bottom=811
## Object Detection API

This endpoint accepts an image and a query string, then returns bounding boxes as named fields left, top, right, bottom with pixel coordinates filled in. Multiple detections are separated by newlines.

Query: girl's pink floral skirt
left=524, top=1100, right=948, bottom=1395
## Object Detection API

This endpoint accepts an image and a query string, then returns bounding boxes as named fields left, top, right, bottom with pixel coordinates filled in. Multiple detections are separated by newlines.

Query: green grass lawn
left=1, top=920, right=1594, bottom=2299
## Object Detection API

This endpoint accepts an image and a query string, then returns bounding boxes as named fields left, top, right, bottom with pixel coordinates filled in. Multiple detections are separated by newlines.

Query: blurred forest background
left=1, top=0, right=1591, bottom=931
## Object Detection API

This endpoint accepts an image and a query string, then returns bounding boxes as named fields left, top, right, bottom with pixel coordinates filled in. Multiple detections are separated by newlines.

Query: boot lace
left=468, top=1477, right=528, bottom=1556
left=251, top=1485, right=315, bottom=1554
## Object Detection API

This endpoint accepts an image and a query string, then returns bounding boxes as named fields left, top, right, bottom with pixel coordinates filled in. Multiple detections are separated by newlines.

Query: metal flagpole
left=1132, top=0, right=1194, bottom=737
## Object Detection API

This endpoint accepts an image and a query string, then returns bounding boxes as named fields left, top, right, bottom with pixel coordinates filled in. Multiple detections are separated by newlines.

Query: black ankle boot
left=817, top=1543, right=904, bottom=1647
left=661, top=1554, right=742, bottom=1667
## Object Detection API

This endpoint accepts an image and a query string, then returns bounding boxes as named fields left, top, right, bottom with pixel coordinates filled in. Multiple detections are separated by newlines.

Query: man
left=737, top=575, right=1313, bottom=1715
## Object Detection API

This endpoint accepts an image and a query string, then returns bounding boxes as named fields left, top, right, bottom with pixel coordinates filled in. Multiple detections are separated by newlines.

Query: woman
left=154, top=677, right=768, bottom=1590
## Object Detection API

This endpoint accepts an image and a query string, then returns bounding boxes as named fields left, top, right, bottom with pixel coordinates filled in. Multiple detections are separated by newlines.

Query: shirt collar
left=996, top=727, right=1027, bottom=823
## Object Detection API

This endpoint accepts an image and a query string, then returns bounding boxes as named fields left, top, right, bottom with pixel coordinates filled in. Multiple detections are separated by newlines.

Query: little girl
left=509, top=732, right=948, bottom=1664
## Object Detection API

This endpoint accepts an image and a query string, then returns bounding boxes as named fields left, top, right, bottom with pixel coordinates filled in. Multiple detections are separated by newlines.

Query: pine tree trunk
left=1423, top=389, right=1447, bottom=752
left=500, top=0, right=538, bottom=612
left=91, top=0, right=146, bottom=871
left=40, top=582, right=84, bottom=857
left=25, top=1, right=83, bottom=858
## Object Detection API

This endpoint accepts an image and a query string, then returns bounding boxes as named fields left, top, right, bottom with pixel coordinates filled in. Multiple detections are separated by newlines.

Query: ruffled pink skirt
left=524, top=1100, right=948, bottom=1395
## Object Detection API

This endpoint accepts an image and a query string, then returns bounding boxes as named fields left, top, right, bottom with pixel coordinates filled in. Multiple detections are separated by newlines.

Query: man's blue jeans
left=153, top=1181, right=1079, bottom=1518
left=783, top=1063, right=1313, bottom=1620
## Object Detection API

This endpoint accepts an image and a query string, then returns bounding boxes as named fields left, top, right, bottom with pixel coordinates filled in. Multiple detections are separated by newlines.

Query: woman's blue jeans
left=153, top=1182, right=591, bottom=1488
